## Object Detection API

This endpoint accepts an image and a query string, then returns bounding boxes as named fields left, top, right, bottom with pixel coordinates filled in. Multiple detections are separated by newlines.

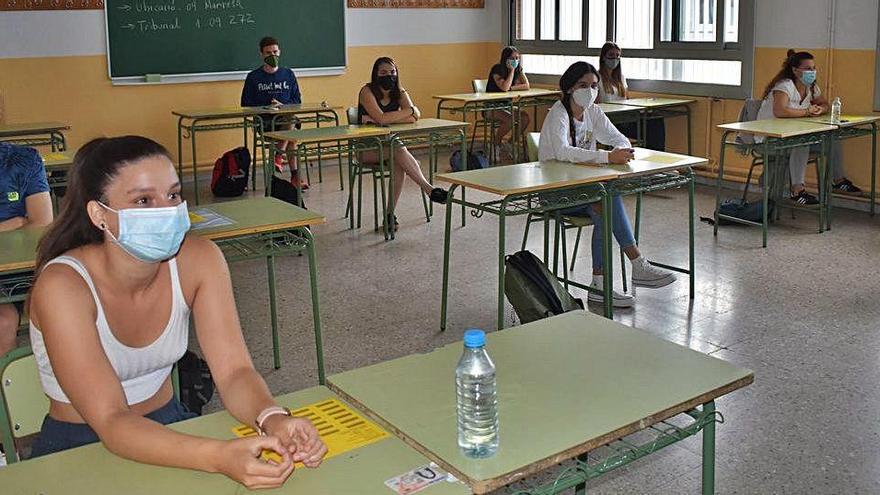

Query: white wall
left=755, top=0, right=878, bottom=50
left=0, top=0, right=504, bottom=59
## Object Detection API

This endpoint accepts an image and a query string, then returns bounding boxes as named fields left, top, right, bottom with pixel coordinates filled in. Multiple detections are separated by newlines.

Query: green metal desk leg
left=429, top=137, right=436, bottom=217
left=348, top=146, right=356, bottom=229
left=603, top=189, right=613, bottom=319
left=440, top=185, right=459, bottom=331
left=461, top=187, right=467, bottom=227
left=460, top=129, right=467, bottom=225
left=686, top=106, right=693, bottom=156
left=267, top=254, right=280, bottom=369
left=818, top=136, right=828, bottom=233
left=701, top=401, right=717, bottom=495
left=190, top=119, right=201, bottom=205
left=386, top=139, right=395, bottom=241
left=511, top=99, right=519, bottom=163
left=574, top=452, right=589, bottom=495
left=714, top=132, right=730, bottom=237
left=688, top=169, right=696, bottom=299
left=497, top=198, right=510, bottom=330
left=294, top=145, right=305, bottom=209
left=761, top=141, right=770, bottom=248
left=871, top=123, right=877, bottom=217
left=302, top=227, right=326, bottom=385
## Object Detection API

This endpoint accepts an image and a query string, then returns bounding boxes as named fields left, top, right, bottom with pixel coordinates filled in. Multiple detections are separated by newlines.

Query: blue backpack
left=716, top=198, right=774, bottom=225
left=449, top=125, right=489, bottom=172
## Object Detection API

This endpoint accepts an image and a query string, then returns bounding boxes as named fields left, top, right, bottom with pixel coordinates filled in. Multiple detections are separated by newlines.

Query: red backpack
left=210, top=147, right=250, bottom=197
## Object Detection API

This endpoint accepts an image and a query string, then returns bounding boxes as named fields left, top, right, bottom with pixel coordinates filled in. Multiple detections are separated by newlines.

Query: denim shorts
left=29, top=397, right=196, bottom=458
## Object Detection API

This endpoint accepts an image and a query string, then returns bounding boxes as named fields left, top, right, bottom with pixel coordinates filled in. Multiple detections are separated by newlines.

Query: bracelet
left=410, top=107, right=416, bottom=116
left=255, top=406, right=291, bottom=436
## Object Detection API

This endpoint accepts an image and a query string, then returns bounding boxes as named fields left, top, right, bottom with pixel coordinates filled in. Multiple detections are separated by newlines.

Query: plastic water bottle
left=831, top=97, right=842, bottom=124
left=456, top=329, right=499, bottom=458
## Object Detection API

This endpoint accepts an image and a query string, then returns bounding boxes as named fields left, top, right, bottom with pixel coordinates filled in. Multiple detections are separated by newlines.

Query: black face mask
left=378, top=75, right=397, bottom=91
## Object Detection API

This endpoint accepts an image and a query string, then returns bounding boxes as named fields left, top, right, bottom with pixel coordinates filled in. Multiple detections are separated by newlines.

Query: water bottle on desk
left=831, top=97, right=842, bottom=124
left=456, top=329, right=499, bottom=458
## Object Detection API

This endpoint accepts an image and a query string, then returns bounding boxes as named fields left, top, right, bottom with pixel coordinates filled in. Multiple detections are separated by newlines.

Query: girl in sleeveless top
left=357, top=57, right=449, bottom=232
left=28, top=136, right=326, bottom=489
left=485, top=46, right=531, bottom=161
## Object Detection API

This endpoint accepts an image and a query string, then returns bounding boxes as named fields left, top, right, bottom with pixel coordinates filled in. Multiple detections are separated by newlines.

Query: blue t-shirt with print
left=240, top=67, right=302, bottom=107
left=0, top=142, right=49, bottom=222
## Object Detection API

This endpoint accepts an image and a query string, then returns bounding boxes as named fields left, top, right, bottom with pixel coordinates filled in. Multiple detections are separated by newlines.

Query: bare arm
left=0, top=192, right=52, bottom=231
left=358, top=86, right=415, bottom=125
left=511, top=72, right=530, bottom=91
left=811, top=92, right=829, bottom=113
left=0, top=217, right=26, bottom=231
left=398, top=88, right=419, bottom=122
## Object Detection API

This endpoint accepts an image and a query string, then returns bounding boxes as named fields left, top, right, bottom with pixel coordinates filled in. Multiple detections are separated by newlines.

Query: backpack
left=704, top=198, right=775, bottom=226
left=176, top=351, right=215, bottom=416
left=270, top=175, right=306, bottom=208
left=449, top=123, right=490, bottom=172
left=210, top=147, right=250, bottom=197
left=504, top=250, right=584, bottom=324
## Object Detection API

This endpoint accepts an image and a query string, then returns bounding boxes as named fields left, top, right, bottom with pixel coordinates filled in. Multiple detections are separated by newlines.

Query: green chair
left=0, top=347, right=48, bottom=464
left=472, top=79, right=502, bottom=164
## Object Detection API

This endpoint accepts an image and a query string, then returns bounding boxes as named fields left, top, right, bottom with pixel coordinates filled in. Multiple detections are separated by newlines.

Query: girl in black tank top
left=484, top=46, right=532, bottom=161
left=356, top=57, right=449, bottom=232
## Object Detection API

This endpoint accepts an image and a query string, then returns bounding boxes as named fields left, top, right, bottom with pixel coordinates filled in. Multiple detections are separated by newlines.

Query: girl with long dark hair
left=485, top=46, right=531, bottom=160
left=357, top=57, right=448, bottom=232
left=538, top=62, right=676, bottom=308
left=756, top=49, right=862, bottom=204
left=27, top=136, right=326, bottom=487
left=596, top=42, right=665, bottom=151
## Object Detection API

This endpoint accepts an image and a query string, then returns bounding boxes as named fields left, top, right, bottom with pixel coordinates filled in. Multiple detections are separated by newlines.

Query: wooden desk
left=716, top=119, right=838, bottom=247
left=39, top=151, right=75, bottom=211
left=172, top=103, right=341, bottom=204
left=0, top=386, right=470, bottom=494
left=436, top=161, right=617, bottom=326
left=328, top=311, right=753, bottom=495
left=620, top=98, right=696, bottom=154
left=0, top=122, right=69, bottom=151
left=0, top=198, right=325, bottom=375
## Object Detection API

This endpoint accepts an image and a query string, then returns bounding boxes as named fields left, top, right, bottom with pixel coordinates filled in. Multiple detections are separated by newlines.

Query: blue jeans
left=29, top=398, right=196, bottom=458
left=562, top=195, right=636, bottom=271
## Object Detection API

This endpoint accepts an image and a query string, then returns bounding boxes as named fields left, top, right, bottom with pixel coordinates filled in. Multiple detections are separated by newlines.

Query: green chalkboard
left=105, top=0, right=345, bottom=79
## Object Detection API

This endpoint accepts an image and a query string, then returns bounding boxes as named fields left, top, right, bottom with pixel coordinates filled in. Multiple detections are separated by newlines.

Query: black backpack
left=504, top=250, right=584, bottom=324
left=706, top=198, right=774, bottom=226
left=449, top=123, right=490, bottom=172
left=270, top=175, right=306, bottom=208
left=176, top=351, right=214, bottom=416
left=210, top=147, right=250, bottom=197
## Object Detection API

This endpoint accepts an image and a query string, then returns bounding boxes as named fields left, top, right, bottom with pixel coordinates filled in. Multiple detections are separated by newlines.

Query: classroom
left=0, top=0, right=878, bottom=493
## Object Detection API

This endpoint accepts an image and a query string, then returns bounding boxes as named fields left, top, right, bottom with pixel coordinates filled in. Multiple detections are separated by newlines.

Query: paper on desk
left=385, top=462, right=453, bottom=494
left=634, top=151, right=683, bottom=164
left=189, top=208, right=234, bottom=230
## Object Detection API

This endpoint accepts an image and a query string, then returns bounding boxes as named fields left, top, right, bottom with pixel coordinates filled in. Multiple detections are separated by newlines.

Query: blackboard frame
left=104, top=0, right=347, bottom=85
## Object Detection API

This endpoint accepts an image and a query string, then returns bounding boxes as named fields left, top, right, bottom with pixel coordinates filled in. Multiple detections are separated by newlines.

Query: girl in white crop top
left=27, top=136, right=326, bottom=489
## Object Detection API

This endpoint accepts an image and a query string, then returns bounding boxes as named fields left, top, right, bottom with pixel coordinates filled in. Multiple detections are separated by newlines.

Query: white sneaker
left=587, top=276, right=634, bottom=308
left=631, top=257, right=676, bottom=288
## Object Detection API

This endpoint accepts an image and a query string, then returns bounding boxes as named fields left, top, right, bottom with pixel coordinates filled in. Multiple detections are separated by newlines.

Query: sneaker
left=789, top=190, right=819, bottom=206
left=384, top=213, right=399, bottom=233
left=587, top=276, right=634, bottom=308
left=631, top=257, right=676, bottom=288
left=832, top=178, right=863, bottom=196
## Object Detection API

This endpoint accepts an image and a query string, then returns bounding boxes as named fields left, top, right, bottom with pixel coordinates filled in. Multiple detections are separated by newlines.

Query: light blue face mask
left=799, top=70, right=817, bottom=85
left=508, top=58, right=519, bottom=69
left=100, top=201, right=191, bottom=263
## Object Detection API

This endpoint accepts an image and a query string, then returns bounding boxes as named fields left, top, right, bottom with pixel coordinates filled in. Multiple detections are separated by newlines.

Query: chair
left=472, top=79, right=502, bottom=164
left=344, top=107, right=429, bottom=232
left=0, top=347, right=49, bottom=463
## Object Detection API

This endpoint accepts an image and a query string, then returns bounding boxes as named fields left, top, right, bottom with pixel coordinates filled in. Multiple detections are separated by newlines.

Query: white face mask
left=572, top=87, right=598, bottom=108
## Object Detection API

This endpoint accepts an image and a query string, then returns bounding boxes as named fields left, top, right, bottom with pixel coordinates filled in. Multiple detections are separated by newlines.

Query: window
left=509, top=0, right=754, bottom=98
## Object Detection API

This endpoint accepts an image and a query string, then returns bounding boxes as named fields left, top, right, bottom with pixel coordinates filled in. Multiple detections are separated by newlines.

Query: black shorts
left=259, top=114, right=302, bottom=132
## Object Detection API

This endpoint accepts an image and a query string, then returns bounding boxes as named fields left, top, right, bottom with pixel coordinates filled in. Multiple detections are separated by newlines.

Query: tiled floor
left=190, top=155, right=880, bottom=494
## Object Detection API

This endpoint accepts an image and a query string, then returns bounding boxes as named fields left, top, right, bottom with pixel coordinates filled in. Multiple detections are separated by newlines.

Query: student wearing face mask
left=357, top=57, right=449, bottom=232
left=26, top=136, right=326, bottom=487
left=485, top=46, right=531, bottom=160
left=539, top=62, right=676, bottom=308
left=241, top=36, right=307, bottom=189
left=756, top=49, right=862, bottom=204
left=596, top=42, right=665, bottom=151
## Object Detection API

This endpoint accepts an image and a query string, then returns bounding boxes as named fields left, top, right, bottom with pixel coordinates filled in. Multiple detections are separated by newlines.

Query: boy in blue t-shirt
left=0, top=141, right=53, bottom=356
left=241, top=36, right=307, bottom=188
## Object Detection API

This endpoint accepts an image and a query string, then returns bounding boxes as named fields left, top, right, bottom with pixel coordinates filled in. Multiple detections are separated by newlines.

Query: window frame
left=508, top=0, right=755, bottom=99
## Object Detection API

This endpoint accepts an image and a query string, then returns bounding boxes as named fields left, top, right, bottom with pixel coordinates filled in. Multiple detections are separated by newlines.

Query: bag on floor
left=210, top=147, right=250, bottom=197
left=176, top=351, right=215, bottom=416
left=504, top=250, right=584, bottom=324
left=711, top=198, right=774, bottom=225
left=449, top=122, right=490, bottom=172
left=270, top=175, right=306, bottom=208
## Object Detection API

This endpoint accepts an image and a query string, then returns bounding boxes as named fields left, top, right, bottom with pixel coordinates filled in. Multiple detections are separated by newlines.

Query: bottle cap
left=463, top=329, right=486, bottom=348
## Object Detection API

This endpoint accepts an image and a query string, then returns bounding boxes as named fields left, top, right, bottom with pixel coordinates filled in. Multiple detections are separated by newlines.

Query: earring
left=100, top=223, right=107, bottom=230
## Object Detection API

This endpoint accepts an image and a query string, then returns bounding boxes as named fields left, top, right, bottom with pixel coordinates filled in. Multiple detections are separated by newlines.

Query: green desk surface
left=433, top=88, right=561, bottom=102
left=0, top=121, right=69, bottom=137
left=40, top=151, right=75, bottom=172
left=598, top=103, right=644, bottom=115
left=172, top=103, right=340, bottom=120
left=796, top=114, right=880, bottom=128
left=327, top=311, right=754, bottom=494
left=619, top=97, right=695, bottom=108
left=717, top=119, right=837, bottom=138
left=387, top=118, right=470, bottom=134
left=0, top=198, right=323, bottom=274
left=435, top=160, right=619, bottom=196
left=265, top=125, right=391, bottom=144
left=0, top=386, right=470, bottom=495
left=584, top=147, right=707, bottom=177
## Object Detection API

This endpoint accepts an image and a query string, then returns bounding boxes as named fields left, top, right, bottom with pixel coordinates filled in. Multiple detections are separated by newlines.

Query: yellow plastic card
left=231, top=398, right=388, bottom=465
left=188, top=212, right=206, bottom=224
left=41, top=152, right=68, bottom=161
